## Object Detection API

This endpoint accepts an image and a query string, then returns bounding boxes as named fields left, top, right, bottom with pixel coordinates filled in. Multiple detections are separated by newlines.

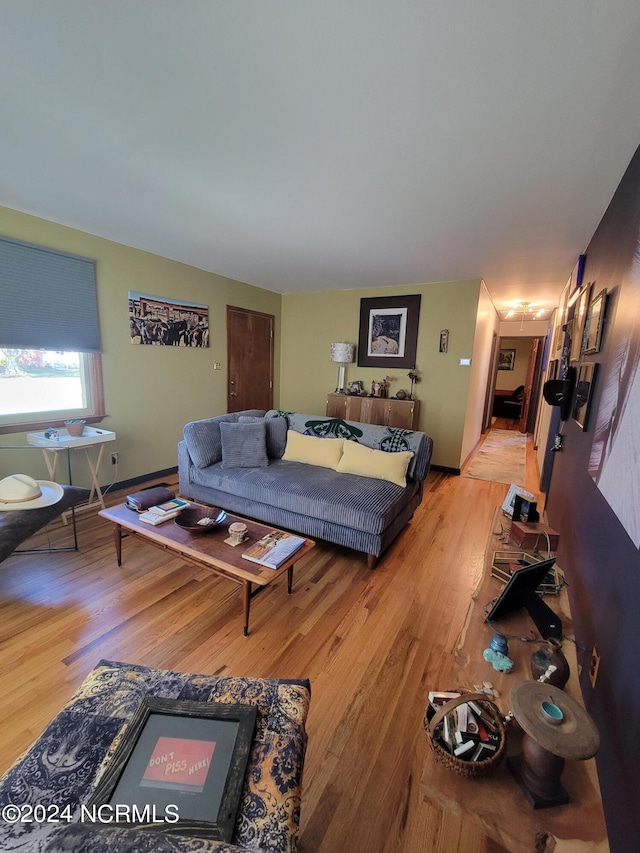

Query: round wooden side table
left=509, top=681, right=600, bottom=809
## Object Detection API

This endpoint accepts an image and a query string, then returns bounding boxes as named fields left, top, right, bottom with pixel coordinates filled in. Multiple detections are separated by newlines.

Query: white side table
left=27, top=427, right=116, bottom=512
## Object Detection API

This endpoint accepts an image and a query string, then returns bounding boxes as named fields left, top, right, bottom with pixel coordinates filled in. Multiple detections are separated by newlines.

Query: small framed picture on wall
left=498, top=348, right=516, bottom=371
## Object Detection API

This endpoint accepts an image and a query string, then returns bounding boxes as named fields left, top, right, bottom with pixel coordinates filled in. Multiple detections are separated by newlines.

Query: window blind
left=0, top=235, right=101, bottom=352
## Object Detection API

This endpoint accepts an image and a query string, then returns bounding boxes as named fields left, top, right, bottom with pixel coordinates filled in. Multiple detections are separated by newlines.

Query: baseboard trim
left=102, top=467, right=178, bottom=494
left=431, top=464, right=461, bottom=475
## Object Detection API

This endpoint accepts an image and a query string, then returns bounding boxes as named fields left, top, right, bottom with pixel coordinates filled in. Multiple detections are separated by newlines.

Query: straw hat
left=0, top=474, right=64, bottom=510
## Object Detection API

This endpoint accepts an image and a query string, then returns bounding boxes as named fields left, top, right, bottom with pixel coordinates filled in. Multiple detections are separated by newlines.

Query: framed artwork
left=572, top=362, right=598, bottom=431
left=129, top=291, right=209, bottom=347
left=439, top=329, right=449, bottom=353
left=357, top=294, right=421, bottom=368
left=568, top=282, right=591, bottom=362
left=88, top=698, right=257, bottom=841
left=553, top=279, right=571, bottom=356
left=582, top=288, right=607, bottom=355
left=501, top=484, right=535, bottom=518
left=498, top=348, right=516, bottom=371
left=575, top=254, right=586, bottom=290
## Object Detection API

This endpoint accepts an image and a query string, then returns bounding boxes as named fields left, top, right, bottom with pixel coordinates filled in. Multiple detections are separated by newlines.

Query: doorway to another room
left=491, top=336, right=544, bottom=433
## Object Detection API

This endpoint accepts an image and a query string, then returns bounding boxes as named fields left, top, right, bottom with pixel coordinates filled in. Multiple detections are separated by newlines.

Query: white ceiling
left=2, top=2, right=640, bottom=322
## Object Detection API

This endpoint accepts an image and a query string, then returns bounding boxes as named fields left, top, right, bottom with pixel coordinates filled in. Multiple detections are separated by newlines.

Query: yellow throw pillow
left=282, top=430, right=345, bottom=470
left=336, top=441, right=414, bottom=487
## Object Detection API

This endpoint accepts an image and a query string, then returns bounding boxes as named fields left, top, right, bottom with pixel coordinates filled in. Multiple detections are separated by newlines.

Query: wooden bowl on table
left=174, top=506, right=227, bottom=533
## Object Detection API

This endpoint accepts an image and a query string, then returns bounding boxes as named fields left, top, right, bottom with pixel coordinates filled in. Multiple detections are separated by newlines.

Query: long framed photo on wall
left=568, top=282, right=591, bottom=362
left=129, top=292, right=209, bottom=347
left=357, top=295, right=421, bottom=369
left=582, top=288, right=607, bottom=355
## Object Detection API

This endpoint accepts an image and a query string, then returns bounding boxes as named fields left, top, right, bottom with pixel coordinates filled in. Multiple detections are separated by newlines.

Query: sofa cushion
left=337, top=441, right=414, bottom=487
left=190, top=460, right=416, bottom=534
left=282, top=430, right=344, bottom=470
left=184, top=415, right=236, bottom=468
left=239, top=415, right=288, bottom=459
left=269, top=411, right=430, bottom=481
left=183, top=411, right=267, bottom=468
left=220, top=421, right=269, bottom=469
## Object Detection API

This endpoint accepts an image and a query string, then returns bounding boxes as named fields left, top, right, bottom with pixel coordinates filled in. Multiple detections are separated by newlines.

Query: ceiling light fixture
left=505, top=301, right=546, bottom=330
left=517, top=303, right=532, bottom=330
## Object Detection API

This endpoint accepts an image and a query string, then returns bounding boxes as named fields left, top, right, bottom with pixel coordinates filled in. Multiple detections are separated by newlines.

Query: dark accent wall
left=546, top=145, right=640, bottom=852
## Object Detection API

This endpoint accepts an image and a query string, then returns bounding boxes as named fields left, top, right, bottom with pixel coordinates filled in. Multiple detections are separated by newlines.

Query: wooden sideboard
left=326, top=393, right=420, bottom=430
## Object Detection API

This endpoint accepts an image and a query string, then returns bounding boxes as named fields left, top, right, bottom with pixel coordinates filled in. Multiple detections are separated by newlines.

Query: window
left=0, top=235, right=104, bottom=435
left=0, top=348, right=104, bottom=434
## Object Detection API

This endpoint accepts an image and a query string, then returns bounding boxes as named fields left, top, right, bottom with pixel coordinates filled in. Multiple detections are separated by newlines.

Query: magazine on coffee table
left=242, top=531, right=306, bottom=569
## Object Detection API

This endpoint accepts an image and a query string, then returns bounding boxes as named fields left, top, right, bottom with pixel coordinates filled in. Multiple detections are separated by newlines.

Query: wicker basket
left=424, top=691, right=506, bottom=779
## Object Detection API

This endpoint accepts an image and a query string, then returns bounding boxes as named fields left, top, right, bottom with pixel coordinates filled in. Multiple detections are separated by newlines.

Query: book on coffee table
left=148, top=498, right=190, bottom=515
left=242, top=530, right=306, bottom=569
left=139, top=509, right=181, bottom=525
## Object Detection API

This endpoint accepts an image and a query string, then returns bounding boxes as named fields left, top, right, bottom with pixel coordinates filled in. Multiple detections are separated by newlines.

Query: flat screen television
left=484, top=556, right=562, bottom=639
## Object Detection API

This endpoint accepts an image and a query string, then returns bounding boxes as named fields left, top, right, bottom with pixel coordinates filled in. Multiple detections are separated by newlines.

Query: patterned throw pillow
left=220, top=421, right=269, bottom=469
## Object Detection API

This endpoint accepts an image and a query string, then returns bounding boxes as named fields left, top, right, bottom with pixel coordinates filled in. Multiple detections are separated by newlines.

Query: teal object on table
left=483, top=647, right=514, bottom=672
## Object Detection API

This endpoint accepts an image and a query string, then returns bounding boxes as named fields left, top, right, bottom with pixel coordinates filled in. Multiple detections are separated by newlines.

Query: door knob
left=230, top=391, right=237, bottom=397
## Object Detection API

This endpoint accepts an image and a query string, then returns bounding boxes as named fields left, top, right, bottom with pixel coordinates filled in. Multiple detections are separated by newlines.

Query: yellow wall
left=2, top=204, right=485, bottom=478
left=460, top=281, right=501, bottom=465
left=0, top=205, right=281, bottom=487
left=279, top=280, right=483, bottom=469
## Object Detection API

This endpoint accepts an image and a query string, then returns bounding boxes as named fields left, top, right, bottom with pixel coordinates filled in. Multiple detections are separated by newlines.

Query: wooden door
left=518, top=338, right=540, bottom=432
left=483, top=332, right=500, bottom=432
left=226, top=306, right=274, bottom=413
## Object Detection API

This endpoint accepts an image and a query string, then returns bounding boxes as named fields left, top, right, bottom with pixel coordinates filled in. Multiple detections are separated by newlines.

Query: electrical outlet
left=589, top=645, right=600, bottom=688
left=111, top=452, right=119, bottom=465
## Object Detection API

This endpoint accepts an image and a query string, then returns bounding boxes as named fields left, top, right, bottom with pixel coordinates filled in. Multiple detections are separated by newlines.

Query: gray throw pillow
left=183, top=418, right=224, bottom=468
left=220, top=421, right=269, bottom=469
left=238, top=415, right=288, bottom=459
left=264, top=416, right=287, bottom=458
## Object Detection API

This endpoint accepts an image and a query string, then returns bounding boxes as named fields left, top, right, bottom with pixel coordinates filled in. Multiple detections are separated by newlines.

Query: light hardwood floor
left=0, top=425, right=539, bottom=852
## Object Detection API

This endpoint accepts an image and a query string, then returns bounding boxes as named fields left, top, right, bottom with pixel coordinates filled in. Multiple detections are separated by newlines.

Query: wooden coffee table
left=99, top=502, right=315, bottom=636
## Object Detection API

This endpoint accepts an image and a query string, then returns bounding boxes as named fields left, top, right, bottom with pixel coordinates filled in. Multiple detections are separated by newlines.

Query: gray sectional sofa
left=178, top=409, right=433, bottom=567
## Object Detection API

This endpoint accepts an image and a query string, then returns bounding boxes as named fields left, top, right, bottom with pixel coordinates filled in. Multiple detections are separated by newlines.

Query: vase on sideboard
left=530, top=637, right=570, bottom=690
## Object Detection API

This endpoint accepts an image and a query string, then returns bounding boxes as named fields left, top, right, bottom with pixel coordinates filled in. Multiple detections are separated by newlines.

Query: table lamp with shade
left=330, top=343, right=355, bottom=393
